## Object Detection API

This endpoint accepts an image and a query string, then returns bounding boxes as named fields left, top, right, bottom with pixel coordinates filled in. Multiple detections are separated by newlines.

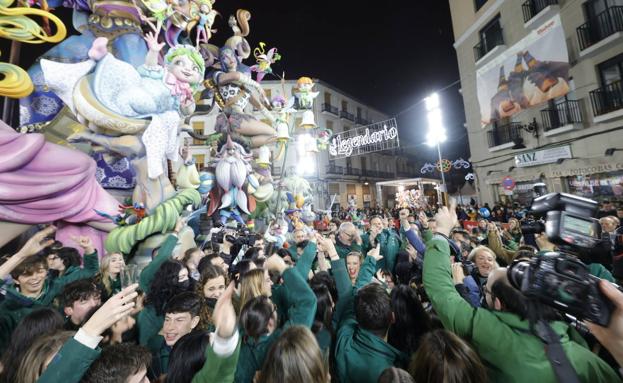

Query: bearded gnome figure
left=204, top=135, right=263, bottom=224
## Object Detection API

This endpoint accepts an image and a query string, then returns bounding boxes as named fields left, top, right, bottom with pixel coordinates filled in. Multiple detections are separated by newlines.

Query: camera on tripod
left=508, top=189, right=615, bottom=326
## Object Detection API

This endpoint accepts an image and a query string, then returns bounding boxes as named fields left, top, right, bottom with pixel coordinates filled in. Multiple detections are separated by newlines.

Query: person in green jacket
left=361, top=215, right=401, bottom=273
left=423, top=204, right=622, bottom=383
left=137, top=220, right=186, bottom=346
left=329, top=239, right=408, bottom=383
left=36, top=283, right=140, bottom=383
left=235, top=253, right=317, bottom=383
left=146, top=291, right=201, bottom=380
left=0, top=228, right=100, bottom=354
left=335, top=222, right=364, bottom=259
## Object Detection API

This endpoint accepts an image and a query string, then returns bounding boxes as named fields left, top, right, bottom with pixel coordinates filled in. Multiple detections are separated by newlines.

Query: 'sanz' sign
left=329, top=118, right=400, bottom=159
left=515, top=145, right=572, bottom=167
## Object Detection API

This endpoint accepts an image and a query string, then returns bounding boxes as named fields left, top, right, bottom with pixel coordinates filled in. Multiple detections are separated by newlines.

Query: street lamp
left=425, top=93, right=447, bottom=202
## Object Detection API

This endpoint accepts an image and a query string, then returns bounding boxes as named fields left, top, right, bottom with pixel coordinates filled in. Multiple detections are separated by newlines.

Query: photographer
left=423, top=204, right=621, bottom=383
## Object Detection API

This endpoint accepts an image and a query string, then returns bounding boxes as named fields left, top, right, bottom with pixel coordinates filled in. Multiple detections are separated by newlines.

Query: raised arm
left=139, top=219, right=183, bottom=293
left=0, top=226, right=55, bottom=280
left=423, top=206, right=477, bottom=337
left=37, top=284, right=139, bottom=383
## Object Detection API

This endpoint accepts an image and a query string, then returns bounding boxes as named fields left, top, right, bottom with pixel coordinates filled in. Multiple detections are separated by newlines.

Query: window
left=346, top=157, right=352, bottom=170
left=585, top=0, right=623, bottom=19
left=480, top=15, right=503, bottom=50
left=361, top=157, right=367, bottom=172
left=356, top=107, right=362, bottom=118
left=193, top=154, right=205, bottom=170
left=474, top=0, right=488, bottom=11
left=264, top=89, right=272, bottom=101
left=192, top=121, right=204, bottom=145
left=326, top=120, right=334, bottom=132
left=341, top=100, right=348, bottom=111
left=598, top=53, right=623, bottom=86
left=324, top=92, right=332, bottom=105
left=475, top=15, right=503, bottom=60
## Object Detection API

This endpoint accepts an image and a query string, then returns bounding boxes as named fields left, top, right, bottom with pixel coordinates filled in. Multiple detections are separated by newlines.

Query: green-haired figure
left=42, top=33, right=206, bottom=210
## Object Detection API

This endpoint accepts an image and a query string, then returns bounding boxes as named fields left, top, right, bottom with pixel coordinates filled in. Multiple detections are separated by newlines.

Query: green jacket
left=273, top=242, right=317, bottom=324
left=36, top=338, right=100, bottom=383
left=234, top=267, right=317, bottom=383
left=332, top=259, right=407, bottom=383
left=146, top=336, right=170, bottom=379
left=362, top=229, right=401, bottom=272
left=0, top=251, right=99, bottom=354
left=192, top=337, right=241, bottom=383
left=423, top=236, right=621, bottom=383
left=335, top=237, right=363, bottom=259
left=138, top=234, right=178, bottom=346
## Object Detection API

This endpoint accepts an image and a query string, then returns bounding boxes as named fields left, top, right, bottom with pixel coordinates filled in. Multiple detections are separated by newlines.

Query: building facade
left=449, top=0, right=623, bottom=205
left=187, top=79, right=420, bottom=210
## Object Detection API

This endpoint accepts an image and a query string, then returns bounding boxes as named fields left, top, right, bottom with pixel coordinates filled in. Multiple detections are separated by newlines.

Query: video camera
left=509, top=187, right=614, bottom=326
left=210, top=224, right=256, bottom=247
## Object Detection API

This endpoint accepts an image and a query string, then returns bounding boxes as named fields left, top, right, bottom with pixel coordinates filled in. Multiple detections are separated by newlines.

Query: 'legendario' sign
left=329, top=118, right=400, bottom=159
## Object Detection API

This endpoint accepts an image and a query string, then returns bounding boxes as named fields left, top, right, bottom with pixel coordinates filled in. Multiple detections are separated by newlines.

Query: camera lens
left=507, top=261, right=529, bottom=290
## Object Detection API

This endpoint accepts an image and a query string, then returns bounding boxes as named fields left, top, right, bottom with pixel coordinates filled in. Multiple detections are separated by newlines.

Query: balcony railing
left=522, top=0, right=558, bottom=23
left=589, top=80, right=623, bottom=117
left=326, top=165, right=344, bottom=175
left=339, top=110, right=355, bottom=121
left=577, top=6, right=623, bottom=51
left=487, top=122, right=523, bottom=148
left=540, top=100, right=582, bottom=131
left=474, top=29, right=504, bottom=61
left=321, top=103, right=339, bottom=115
left=355, top=116, right=370, bottom=125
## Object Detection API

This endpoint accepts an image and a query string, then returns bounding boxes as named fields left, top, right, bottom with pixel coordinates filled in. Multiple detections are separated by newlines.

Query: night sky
left=8, top=0, right=469, bottom=165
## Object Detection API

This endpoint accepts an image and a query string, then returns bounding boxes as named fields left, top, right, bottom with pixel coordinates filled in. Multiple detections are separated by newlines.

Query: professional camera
left=509, top=189, right=614, bottom=325
left=508, top=253, right=612, bottom=326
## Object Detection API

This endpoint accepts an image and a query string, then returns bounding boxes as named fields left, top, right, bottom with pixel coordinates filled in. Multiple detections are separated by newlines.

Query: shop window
left=566, top=171, right=623, bottom=202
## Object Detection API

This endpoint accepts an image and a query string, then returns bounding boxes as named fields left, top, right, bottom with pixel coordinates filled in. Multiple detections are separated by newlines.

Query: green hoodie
left=137, top=234, right=178, bottom=346
left=333, top=258, right=408, bottom=383
left=234, top=267, right=317, bottom=383
left=361, top=228, right=401, bottom=272
left=0, top=250, right=99, bottom=354
left=423, top=236, right=621, bottom=383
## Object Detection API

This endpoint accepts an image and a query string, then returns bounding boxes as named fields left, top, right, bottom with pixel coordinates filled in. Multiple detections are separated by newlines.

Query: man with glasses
left=335, top=222, right=363, bottom=259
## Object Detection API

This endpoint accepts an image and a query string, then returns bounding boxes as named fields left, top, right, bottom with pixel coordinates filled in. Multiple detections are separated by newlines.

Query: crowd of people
left=0, top=196, right=623, bottom=383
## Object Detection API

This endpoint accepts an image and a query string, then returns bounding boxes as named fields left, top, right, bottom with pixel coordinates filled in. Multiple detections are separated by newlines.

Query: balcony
left=339, top=110, right=355, bottom=121
left=487, top=122, right=523, bottom=149
left=589, top=80, right=623, bottom=120
left=345, top=167, right=361, bottom=176
left=540, top=99, right=583, bottom=135
left=355, top=116, right=370, bottom=126
left=577, top=6, right=623, bottom=54
left=473, top=29, right=505, bottom=63
left=522, top=0, right=559, bottom=24
left=321, top=103, right=339, bottom=115
left=326, top=165, right=344, bottom=175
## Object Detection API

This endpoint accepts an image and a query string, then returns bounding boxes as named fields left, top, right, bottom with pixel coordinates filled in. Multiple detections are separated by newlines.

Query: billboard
left=476, top=15, right=571, bottom=127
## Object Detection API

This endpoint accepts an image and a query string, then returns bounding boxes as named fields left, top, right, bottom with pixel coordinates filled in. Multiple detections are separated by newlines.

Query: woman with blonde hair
left=14, top=331, right=73, bottom=383
left=256, top=326, right=329, bottom=383
left=239, top=267, right=271, bottom=312
left=98, top=252, right=125, bottom=299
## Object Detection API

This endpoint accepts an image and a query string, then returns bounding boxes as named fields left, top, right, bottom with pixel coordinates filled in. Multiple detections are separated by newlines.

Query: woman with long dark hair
left=165, top=330, right=210, bottom=383
left=388, top=285, right=432, bottom=356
